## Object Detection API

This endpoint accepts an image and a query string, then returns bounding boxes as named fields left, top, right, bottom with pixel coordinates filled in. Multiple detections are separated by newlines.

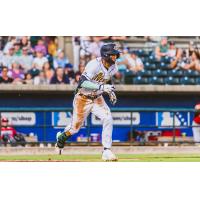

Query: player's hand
left=99, top=84, right=115, bottom=93
left=108, top=91, right=117, bottom=105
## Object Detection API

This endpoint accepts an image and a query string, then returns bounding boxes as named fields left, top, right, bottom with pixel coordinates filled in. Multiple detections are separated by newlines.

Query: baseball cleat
left=55, top=131, right=70, bottom=154
left=102, top=149, right=118, bottom=161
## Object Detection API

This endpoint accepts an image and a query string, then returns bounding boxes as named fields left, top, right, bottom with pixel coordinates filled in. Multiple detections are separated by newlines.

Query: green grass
left=1, top=154, right=200, bottom=162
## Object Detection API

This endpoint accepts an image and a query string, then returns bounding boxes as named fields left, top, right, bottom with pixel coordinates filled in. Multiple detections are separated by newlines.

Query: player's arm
left=78, top=75, right=99, bottom=90
left=78, top=75, right=115, bottom=93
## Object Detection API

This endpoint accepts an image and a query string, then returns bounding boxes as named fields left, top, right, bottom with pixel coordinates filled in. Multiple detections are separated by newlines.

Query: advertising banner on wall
left=156, top=112, right=190, bottom=128
left=91, top=112, right=140, bottom=125
left=52, top=112, right=87, bottom=128
left=1, top=112, right=36, bottom=126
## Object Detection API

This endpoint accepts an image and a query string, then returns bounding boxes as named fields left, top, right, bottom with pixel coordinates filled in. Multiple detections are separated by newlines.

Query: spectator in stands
left=167, top=41, right=177, bottom=58
left=2, top=46, right=18, bottom=69
left=188, top=41, right=195, bottom=56
left=74, top=72, right=81, bottom=85
left=28, top=65, right=40, bottom=78
left=0, top=50, right=4, bottom=66
left=43, top=62, right=54, bottom=83
left=78, top=62, right=86, bottom=74
left=64, top=63, right=75, bottom=80
left=182, top=50, right=200, bottom=70
left=19, top=46, right=33, bottom=73
left=118, top=49, right=144, bottom=73
left=33, top=70, right=48, bottom=85
left=74, top=63, right=86, bottom=85
left=30, top=36, right=41, bottom=48
left=23, top=73, right=33, bottom=84
left=88, top=37, right=104, bottom=59
left=20, top=36, right=30, bottom=48
left=34, top=38, right=47, bottom=55
left=0, top=66, right=13, bottom=83
left=47, top=37, right=58, bottom=57
left=170, top=48, right=187, bottom=69
left=126, top=50, right=144, bottom=72
left=32, top=48, right=48, bottom=71
left=13, top=42, right=22, bottom=56
left=116, top=47, right=130, bottom=71
left=9, top=61, right=24, bottom=84
left=20, top=37, right=32, bottom=53
left=50, top=67, right=70, bottom=84
left=3, top=37, right=17, bottom=54
left=155, top=37, right=169, bottom=60
left=53, top=49, right=69, bottom=69
left=79, top=36, right=92, bottom=64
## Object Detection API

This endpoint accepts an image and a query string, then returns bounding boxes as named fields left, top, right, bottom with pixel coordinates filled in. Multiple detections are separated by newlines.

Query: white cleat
left=102, top=149, right=118, bottom=161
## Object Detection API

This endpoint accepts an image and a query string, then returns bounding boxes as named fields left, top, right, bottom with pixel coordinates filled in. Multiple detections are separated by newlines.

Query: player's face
left=110, top=55, right=117, bottom=63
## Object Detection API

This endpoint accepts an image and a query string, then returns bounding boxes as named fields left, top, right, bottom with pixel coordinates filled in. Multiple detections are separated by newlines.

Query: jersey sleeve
left=110, top=64, right=118, bottom=76
left=82, top=60, right=98, bottom=80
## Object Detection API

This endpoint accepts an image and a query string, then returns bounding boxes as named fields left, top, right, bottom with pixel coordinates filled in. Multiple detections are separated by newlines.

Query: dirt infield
left=1, top=146, right=200, bottom=155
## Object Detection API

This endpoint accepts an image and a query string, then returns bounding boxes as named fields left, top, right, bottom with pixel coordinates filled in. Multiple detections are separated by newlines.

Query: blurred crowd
left=1, top=36, right=200, bottom=85
left=0, top=36, right=76, bottom=85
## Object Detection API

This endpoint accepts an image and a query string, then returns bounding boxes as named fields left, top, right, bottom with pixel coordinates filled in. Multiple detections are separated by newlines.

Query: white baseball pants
left=192, top=121, right=200, bottom=142
left=63, top=93, right=113, bottom=148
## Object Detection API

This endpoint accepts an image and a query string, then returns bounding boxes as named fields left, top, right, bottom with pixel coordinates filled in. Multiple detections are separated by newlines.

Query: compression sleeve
left=81, top=80, right=100, bottom=90
left=77, top=75, right=100, bottom=90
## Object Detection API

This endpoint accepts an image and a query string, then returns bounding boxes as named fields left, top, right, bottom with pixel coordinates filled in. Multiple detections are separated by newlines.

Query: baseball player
left=55, top=43, right=120, bottom=161
left=192, top=103, right=200, bottom=143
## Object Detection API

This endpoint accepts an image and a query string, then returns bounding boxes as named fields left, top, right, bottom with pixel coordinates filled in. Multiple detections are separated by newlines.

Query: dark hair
left=169, top=41, right=175, bottom=45
left=193, top=50, right=200, bottom=60
left=2, top=66, right=8, bottom=71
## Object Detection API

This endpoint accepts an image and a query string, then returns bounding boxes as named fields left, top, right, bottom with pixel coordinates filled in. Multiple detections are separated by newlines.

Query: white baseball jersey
left=80, top=57, right=118, bottom=95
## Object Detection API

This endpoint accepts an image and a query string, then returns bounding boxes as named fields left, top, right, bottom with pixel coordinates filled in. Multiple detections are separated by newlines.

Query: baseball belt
left=79, top=93, right=101, bottom=100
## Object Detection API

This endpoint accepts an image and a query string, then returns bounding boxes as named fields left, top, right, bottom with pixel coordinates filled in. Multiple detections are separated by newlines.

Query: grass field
left=1, top=154, right=200, bottom=162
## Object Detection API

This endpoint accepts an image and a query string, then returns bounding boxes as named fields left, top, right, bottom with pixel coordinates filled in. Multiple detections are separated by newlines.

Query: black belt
left=79, top=93, right=101, bottom=100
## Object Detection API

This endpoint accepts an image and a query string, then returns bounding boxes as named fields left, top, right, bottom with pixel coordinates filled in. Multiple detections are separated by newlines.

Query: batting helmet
left=100, top=43, right=120, bottom=65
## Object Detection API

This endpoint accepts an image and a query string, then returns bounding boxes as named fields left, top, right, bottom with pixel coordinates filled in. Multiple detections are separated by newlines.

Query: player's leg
left=91, top=96, right=117, bottom=161
left=56, top=94, right=92, bottom=149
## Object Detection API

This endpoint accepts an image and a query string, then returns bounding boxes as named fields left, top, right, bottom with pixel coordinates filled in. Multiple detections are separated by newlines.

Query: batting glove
left=108, top=91, right=117, bottom=105
left=99, top=84, right=115, bottom=93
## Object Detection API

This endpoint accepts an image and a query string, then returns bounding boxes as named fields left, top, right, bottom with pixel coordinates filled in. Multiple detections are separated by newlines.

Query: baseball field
left=1, top=154, right=200, bottom=162
left=1, top=146, right=200, bottom=161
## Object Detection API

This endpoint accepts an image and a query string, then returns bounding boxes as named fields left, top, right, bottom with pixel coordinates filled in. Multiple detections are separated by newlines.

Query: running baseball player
left=55, top=43, right=120, bottom=161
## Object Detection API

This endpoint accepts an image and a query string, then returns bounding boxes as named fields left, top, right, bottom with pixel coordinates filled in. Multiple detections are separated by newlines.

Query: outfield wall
left=0, top=85, right=199, bottom=142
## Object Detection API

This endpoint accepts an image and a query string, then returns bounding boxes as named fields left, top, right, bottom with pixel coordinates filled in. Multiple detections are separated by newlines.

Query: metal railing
left=0, top=107, right=198, bottom=146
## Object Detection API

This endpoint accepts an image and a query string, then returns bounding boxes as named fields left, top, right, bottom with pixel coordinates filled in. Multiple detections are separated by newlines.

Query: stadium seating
left=153, top=69, right=168, bottom=77
left=133, top=76, right=149, bottom=84
left=184, top=69, right=200, bottom=77
left=149, top=76, right=164, bottom=85
left=167, top=69, right=183, bottom=77
left=180, top=77, right=196, bottom=85
left=164, top=77, right=180, bottom=85
left=127, top=47, right=200, bottom=85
